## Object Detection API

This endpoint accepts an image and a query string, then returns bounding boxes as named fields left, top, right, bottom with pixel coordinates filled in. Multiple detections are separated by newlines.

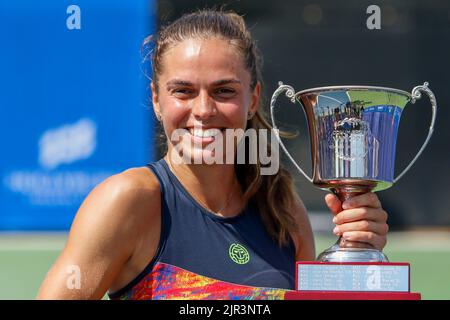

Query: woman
left=37, top=9, right=388, bottom=300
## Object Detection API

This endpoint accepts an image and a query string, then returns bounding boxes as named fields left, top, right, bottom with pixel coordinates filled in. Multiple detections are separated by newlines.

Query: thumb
left=325, top=193, right=342, bottom=215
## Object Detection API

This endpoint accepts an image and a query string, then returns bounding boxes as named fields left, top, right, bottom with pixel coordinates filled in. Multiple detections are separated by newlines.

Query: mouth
left=183, top=127, right=226, bottom=144
left=188, top=127, right=225, bottom=138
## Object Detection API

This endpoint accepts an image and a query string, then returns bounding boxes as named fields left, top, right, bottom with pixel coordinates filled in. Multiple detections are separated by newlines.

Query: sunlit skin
left=36, top=37, right=388, bottom=299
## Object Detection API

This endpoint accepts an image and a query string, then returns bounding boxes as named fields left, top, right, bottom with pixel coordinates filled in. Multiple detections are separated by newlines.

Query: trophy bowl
left=270, top=82, right=437, bottom=262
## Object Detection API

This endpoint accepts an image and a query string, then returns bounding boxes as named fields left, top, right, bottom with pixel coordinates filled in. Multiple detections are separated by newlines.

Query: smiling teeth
left=189, top=128, right=222, bottom=138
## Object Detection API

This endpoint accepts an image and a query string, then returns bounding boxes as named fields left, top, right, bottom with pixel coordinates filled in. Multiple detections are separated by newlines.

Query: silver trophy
left=270, top=82, right=437, bottom=262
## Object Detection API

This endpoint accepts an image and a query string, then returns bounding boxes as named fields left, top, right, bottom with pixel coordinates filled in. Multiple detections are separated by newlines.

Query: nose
left=191, top=89, right=217, bottom=120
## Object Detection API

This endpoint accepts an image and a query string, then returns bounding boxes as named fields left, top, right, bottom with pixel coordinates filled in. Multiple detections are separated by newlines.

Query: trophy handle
left=393, top=82, right=437, bottom=183
left=270, top=81, right=313, bottom=183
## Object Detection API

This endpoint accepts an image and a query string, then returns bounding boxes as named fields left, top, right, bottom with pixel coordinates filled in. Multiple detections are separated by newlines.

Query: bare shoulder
left=37, top=166, right=161, bottom=299
left=99, top=166, right=160, bottom=201
left=75, top=166, right=160, bottom=231
left=97, top=166, right=160, bottom=210
left=75, top=166, right=162, bottom=248
left=289, top=194, right=316, bottom=261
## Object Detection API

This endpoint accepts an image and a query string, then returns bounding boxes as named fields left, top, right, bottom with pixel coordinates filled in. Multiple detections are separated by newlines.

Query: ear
left=249, top=82, right=261, bottom=115
left=151, top=82, right=161, bottom=120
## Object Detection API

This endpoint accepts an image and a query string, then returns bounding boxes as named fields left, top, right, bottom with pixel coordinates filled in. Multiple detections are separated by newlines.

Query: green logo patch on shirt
left=229, top=243, right=250, bottom=265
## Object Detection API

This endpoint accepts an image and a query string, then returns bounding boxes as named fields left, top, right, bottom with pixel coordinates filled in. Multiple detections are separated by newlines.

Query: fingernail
left=333, top=226, right=340, bottom=235
left=342, top=201, right=351, bottom=209
left=332, top=217, right=337, bottom=223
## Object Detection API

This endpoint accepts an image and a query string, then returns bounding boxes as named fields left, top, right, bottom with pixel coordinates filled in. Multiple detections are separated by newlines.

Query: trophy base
left=317, top=242, right=389, bottom=262
left=295, top=261, right=410, bottom=292
left=285, top=291, right=421, bottom=300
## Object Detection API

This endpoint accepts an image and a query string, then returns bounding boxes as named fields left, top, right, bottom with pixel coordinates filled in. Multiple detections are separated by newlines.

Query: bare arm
left=37, top=168, right=160, bottom=299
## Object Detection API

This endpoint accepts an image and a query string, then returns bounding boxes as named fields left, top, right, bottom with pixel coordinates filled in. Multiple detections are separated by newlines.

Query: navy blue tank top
left=108, top=159, right=295, bottom=300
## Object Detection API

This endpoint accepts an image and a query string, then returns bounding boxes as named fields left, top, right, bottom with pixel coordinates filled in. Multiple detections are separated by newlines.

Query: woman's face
left=152, top=37, right=260, bottom=164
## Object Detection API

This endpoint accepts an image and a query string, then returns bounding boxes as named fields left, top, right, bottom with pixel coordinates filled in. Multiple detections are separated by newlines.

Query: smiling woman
left=36, top=9, right=389, bottom=300
left=153, top=37, right=257, bottom=164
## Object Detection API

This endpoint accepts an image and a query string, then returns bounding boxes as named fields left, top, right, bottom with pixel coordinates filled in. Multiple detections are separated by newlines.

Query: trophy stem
left=316, top=185, right=389, bottom=262
left=331, top=185, right=373, bottom=202
left=332, top=186, right=379, bottom=251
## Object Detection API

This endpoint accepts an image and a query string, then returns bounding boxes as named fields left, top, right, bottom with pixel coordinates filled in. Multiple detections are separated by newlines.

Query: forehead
left=160, top=38, right=250, bottom=83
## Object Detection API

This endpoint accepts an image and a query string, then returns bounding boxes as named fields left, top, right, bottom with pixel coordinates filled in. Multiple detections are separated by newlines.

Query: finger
left=341, top=231, right=387, bottom=250
left=333, top=207, right=388, bottom=225
left=325, top=193, right=342, bottom=215
left=338, top=239, right=374, bottom=249
left=342, top=192, right=382, bottom=210
left=333, top=220, right=389, bottom=236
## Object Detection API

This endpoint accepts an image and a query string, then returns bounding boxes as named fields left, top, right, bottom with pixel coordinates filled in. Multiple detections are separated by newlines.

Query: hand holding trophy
left=270, top=82, right=437, bottom=298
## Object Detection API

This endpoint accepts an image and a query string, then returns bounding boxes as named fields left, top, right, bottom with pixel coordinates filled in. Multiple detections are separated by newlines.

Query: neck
left=163, top=154, right=242, bottom=217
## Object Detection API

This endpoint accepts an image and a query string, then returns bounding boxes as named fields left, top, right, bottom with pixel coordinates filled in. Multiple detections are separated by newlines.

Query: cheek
left=160, top=98, right=190, bottom=130
left=219, top=101, right=248, bottom=127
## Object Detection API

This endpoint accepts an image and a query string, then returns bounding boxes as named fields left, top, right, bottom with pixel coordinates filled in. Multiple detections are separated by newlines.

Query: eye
left=214, top=87, right=236, bottom=97
left=171, top=88, right=194, bottom=98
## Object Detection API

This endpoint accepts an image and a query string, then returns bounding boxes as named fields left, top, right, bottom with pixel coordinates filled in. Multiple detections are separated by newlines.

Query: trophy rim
left=295, top=85, right=412, bottom=99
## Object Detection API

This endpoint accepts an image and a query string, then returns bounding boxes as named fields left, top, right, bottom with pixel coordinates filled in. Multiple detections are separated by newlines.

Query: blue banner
left=0, top=0, right=156, bottom=230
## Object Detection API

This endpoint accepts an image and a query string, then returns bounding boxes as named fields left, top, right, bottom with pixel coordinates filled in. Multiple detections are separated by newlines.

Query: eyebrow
left=166, top=78, right=241, bottom=88
left=166, top=79, right=192, bottom=87
left=211, top=79, right=241, bottom=86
